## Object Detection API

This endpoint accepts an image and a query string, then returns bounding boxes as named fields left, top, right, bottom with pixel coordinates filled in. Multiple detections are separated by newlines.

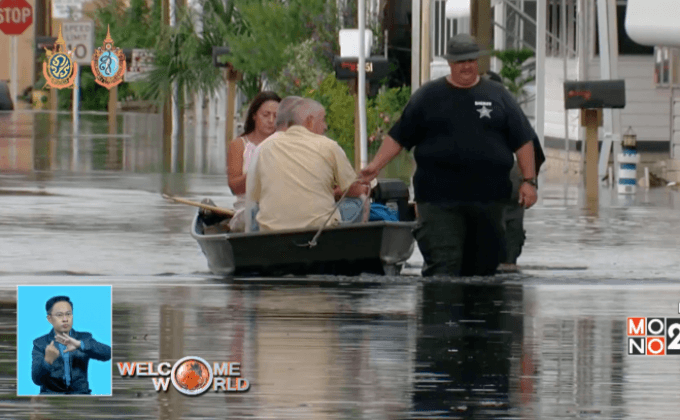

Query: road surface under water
left=1, top=159, right=680, bottom=418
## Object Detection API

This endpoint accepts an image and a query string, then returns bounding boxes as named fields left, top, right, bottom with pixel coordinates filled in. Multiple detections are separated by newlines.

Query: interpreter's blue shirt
left=54, top=331, right=85, bottom=386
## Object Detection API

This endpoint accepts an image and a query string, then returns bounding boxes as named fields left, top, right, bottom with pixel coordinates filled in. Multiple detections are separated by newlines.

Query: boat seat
left=371, top=179, right=414, bottom=221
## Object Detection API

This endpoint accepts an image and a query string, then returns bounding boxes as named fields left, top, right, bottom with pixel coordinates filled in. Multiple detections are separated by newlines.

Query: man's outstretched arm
left=359, top=135, right=404, bottom=183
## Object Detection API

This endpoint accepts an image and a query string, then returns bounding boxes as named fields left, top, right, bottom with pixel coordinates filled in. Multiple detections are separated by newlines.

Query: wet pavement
left=2, top=111, right=680, bottom=418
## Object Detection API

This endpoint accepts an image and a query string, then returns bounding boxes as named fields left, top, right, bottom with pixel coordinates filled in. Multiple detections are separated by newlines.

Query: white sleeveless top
left=233, top=136, right=258, bottom=210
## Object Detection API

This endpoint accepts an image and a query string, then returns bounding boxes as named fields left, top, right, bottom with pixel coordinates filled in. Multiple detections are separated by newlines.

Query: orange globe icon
left=171, top=357, right=213, bottom=395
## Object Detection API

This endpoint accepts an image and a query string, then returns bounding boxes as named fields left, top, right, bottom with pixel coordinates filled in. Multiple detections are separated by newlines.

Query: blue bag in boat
left=369, top=203, right=399, bottom=221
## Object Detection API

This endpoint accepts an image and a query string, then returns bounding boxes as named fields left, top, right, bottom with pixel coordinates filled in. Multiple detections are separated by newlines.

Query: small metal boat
left=191, top=179, right=417, bottom=277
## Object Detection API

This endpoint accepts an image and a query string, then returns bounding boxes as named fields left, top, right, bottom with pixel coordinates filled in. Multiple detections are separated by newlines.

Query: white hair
left=290, top=98, right=324, bottom=126
left=275, top=96, right=303, bottom=129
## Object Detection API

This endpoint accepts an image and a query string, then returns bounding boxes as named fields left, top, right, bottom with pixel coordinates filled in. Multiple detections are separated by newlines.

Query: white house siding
left=543, top=55, right=672, bottom=145
left=587, top=56, right=672, bottom=144
left=543, top=57, right=582, bottom=142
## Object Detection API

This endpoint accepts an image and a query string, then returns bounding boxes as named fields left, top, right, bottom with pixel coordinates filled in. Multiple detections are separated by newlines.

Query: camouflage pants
left=414, top=202, right=506, bottom=277
left=501, top=202, right=526, bottom=264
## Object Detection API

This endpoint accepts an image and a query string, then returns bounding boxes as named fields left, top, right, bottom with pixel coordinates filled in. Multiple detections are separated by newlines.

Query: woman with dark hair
left=227, top=91, right=281, bottom=231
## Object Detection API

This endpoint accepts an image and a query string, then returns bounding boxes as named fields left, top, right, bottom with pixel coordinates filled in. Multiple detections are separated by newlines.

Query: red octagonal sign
left=0, top=0, right=33, bottom=36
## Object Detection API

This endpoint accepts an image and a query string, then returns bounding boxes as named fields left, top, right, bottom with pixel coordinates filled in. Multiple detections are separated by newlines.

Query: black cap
left=442, top=34, right=489, bottom=62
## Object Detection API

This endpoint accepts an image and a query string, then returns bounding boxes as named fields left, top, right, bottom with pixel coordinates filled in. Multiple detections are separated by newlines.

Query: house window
left=546, top=0, right=577, bottom=57
left=522, top=1, right=537, bottom=50
left=433, top=0, right=466, bottom=58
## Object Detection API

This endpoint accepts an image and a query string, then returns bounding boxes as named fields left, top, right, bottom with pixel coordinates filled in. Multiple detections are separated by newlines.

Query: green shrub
left=298, top=74, right=411, bottom=163
left=367, top=85, right=411, bottom=155
left=491, top=48, right=535, bottom=105
left=303, top=74, right=356, bottom=158
left=275, top=39, right=331, bottom=97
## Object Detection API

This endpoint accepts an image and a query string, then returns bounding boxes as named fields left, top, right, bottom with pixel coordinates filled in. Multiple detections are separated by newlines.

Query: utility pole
left=470, top=0, right=492, bottom=75
left=411, top=0, right=421, bottom=91
left=47, top=0, right=58, bottom=169
left=173, top=0, right=186, bottom=172
left=225, top=67, right=239, bottom=145
left=355, top=90, right=361, bottom=170
left=47, top=2, right=58, bottom=108
left=162, top=0, right=172, bottom=173
left=420, top=0, right=431, bottom=85
left=106, top=85, right=119, bottom=169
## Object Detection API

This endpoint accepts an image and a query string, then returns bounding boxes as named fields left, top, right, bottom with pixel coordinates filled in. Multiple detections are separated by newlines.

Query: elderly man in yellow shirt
left=245, top=98, right=368, bottom=232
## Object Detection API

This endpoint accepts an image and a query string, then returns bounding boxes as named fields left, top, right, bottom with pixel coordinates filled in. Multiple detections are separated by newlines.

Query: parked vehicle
left=0, top=81, right=14, bottom=111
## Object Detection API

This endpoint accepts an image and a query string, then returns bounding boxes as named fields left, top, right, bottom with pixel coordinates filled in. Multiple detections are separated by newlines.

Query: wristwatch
left=522, top=177, right=538, bottom=188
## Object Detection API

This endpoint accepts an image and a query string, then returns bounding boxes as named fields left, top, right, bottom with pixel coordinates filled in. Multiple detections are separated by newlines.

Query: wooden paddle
left=161, top=194, right=236, bottom=217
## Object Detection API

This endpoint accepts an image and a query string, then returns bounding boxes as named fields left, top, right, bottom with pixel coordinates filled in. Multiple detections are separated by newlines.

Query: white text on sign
left=0, top=7, right=31, bottom=24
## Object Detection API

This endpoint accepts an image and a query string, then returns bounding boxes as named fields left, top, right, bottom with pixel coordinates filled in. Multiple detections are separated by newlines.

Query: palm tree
left=143, top=0, right=338, bottom=104
left=491, top=48, right=536, bottom=106
left=142, top=0, right=248, bottom=103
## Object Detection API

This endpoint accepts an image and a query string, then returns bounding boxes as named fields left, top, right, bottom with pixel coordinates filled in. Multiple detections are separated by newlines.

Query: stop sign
left=0, top=0, right=33, bottom=36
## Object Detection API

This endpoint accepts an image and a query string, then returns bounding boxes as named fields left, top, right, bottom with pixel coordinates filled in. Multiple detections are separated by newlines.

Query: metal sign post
left=596, top=0, right=621, bottom=179
left=333, top=56, right=389, bottom=171
left=62, top=19, right=93, bottom=168
left=11, top=36, right=17, bottom=106
left=338, top=29, right=372, bottom=171
left=358, top=0, right=367, bottom=170
left=72, top=64, right=80, bottom=170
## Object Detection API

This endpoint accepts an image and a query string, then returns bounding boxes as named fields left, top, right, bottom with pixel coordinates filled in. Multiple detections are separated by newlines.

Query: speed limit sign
left=61, top=19, right=94, bottom=65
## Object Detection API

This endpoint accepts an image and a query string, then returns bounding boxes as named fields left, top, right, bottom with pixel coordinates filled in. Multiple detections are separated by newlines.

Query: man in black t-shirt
left=360, top=34, right=539, bottom=276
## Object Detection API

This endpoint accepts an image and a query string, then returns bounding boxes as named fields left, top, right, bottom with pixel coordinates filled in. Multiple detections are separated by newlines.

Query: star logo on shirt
left=477, top=105, right=492, bottom=119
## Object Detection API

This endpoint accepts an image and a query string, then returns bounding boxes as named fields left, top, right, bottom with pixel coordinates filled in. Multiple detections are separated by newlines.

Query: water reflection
left=3, top=106, right=680, bottom=419
left=1, top=109, right=414, bottom=184
left=413, top=281, right=523, bottom=418
left=0, top=111, right=163, bottom=175
left=2, top=280, right=680, bottom=418
left=0, top=281, right=421, bottom=418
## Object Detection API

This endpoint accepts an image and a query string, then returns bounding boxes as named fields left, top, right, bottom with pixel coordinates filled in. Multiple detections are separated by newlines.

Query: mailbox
left=333, top=56, right=390, bottom=81
left=563, top=80, right=626, bottom=109
left=212, top=46, right=231, bottom=68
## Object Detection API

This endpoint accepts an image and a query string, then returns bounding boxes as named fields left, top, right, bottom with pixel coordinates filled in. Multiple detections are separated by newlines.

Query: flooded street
left=2, top=111, right=680, bottom=418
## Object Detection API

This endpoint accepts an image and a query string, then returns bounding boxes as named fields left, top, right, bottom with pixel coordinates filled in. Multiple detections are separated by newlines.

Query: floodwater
left=2, top=110, right=680, bottom=419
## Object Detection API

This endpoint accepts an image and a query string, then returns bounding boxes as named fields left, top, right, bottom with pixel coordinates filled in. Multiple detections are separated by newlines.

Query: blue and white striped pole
left=618, top=127, right=639, bottom=194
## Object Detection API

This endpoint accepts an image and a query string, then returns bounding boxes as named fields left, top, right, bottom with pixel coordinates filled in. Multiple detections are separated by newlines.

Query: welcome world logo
left=118, top=356, right=250, bottom=395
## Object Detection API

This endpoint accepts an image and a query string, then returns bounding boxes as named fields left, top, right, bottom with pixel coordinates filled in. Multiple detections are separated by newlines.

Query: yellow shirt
left=246, top=126, right=357, bottom=232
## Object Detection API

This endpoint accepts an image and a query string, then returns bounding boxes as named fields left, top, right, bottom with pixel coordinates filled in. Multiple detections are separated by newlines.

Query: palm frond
left=142, top=6, right=230, bottom=102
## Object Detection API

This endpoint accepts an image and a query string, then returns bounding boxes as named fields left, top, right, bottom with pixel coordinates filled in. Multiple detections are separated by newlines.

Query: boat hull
left=191, top=213, right=416, bottom=277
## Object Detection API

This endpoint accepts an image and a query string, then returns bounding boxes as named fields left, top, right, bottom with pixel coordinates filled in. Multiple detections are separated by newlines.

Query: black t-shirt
left=389, top=77, right=536, bottom=203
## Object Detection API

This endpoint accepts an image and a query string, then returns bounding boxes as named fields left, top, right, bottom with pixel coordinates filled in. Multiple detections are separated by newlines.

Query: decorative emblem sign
left=43, top=25, right=77, bottom=90
left=91, top=25, right=126, bottom=90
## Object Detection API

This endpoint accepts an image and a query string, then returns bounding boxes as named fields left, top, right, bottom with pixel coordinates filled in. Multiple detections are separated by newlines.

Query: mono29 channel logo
left=627, top=317, right=680, bottom=355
